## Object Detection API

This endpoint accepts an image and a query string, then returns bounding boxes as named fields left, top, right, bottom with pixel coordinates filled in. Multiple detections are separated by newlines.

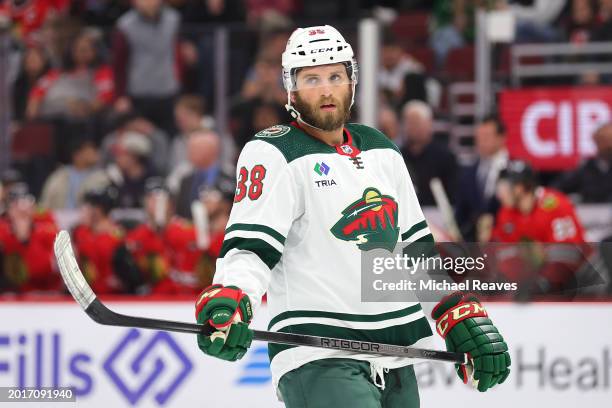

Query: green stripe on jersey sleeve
left=401, top=220, right=428, bottom=241
left=225, top=223, right=286, bottom=245
left=268, top=304, right=423, bottom=331
left=219, top=237, right=282, bottom=270
left=268, top=316, right=433, bottom=361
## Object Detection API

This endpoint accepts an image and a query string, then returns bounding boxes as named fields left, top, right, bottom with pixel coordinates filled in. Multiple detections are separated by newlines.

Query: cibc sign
left=500, top=87, right=612, bottom=170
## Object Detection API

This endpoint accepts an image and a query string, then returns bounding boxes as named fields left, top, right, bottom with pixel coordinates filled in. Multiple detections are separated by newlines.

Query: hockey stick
left=54, top=230, right=467, bottom=365
left=430, top=177, right=463, bottom=242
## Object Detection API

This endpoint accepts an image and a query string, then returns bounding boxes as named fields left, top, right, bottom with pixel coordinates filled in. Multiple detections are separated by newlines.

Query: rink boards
left=0, top=299, right=611, bottom=408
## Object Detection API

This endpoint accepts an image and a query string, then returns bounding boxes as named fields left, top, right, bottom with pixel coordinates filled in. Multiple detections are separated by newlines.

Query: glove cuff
left=435, top=301, right=488, bottom=338
left=195, top=284, right=253, bottom=324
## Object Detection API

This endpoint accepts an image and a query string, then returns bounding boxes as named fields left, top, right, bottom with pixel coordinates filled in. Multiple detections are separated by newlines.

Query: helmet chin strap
left=284, top=101, right=329, bottom=133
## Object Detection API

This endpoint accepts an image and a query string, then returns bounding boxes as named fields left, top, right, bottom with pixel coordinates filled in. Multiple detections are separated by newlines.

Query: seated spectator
left=125, top=177, right=209, bottom=295
left=175, top=130, right=234, bottom=219
left=455, top=115, right=509, bottom=241
left=101, top=113, right=169, bottom=175
left=245, top=0, right=294, bottom=25
left=170, top=95, right=214, bottom=171
left=240, top=52, right=286, bottom=105
left=26, top=28, right=114, bottom=121
left=12, top=42, right=51, bottom=122
left=233, top=98, right=289, bottom=150
left=400, top=100, right=457, bottom=206
left=565, top=0, right=597, bottom=43
left=554, top=122, right=612, bottom=203
left=378, top=105, right=401, bottom=147
left=0, top=0, right=69, bottom=41
left=0, top=183, right=59, bottom=294
left=0, top=169, right=24, bottom=217
left=101, top=131, right=157, bottom=208
left=40, top=138, right=106, bottom=209
left=378, top=31, right=425, bottom=106
left=72, top=186, right=139, bottom=294
left=430, top=0, right=475, bottom=66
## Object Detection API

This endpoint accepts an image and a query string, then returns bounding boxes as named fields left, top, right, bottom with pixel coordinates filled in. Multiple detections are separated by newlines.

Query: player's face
left=292, top=64, right=352, bottom=131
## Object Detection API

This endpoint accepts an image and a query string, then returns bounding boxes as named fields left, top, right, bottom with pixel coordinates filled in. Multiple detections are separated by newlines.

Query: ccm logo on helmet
left=309, top=29, right=325, bottom=35
left=310, top=48, right=335, bottom=54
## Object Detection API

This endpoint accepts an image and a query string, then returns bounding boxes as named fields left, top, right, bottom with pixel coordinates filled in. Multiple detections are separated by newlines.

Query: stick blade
left=54, top=230, right=96, bottom=310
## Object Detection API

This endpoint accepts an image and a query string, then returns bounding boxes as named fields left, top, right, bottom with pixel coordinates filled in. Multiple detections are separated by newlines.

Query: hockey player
left=72, top=186, right=139, bottom=294
left=195, top=26, right=510, bottom=406
left=0, top=183, right=59, bottom=293
left=125, top=177, right=209, bottom=294
left=491, top=161, right=588, bottom=295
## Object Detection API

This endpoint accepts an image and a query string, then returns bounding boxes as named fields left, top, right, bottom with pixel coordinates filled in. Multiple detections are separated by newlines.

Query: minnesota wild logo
left=331, top=187, right=399, bottom=252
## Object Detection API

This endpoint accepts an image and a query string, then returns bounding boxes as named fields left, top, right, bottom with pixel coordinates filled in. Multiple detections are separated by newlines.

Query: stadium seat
left=392, top=12, right=430, bottom=46
left=11, top=122, right=55, bottom=160
left=405, top=46, right=435, bottom=74
left=443, top=45, right=475, bottom=81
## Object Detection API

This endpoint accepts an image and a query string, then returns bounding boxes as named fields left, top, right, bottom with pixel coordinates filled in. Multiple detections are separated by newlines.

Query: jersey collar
left=290, top=121, right=361, bottom=158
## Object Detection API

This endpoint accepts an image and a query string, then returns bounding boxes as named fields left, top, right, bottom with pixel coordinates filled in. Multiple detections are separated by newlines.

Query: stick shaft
left=85, top=299, right=466, bottom=364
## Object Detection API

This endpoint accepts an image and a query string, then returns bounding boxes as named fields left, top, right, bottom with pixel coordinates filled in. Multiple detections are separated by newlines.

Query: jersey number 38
left=235, top=165, right=267, bottom=203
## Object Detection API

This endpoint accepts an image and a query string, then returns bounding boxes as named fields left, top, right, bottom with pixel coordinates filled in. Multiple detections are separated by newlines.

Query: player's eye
left=305, top=77, right=319, bottom=86
left=330, top=74, right=342, bottom=82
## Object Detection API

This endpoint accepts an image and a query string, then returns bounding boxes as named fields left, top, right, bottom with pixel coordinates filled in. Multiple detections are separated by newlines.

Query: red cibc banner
left=500, top=86, right=612, bottom=170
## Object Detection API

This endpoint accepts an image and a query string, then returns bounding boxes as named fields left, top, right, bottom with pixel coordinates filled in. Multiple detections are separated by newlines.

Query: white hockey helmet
left=282, top=25, right=358, bottom=119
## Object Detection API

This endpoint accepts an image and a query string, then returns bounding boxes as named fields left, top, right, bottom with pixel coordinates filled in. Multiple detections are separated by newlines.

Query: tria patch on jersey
left=330, top=187, right=399, bottom=252
left=255, top=125, right=291, bottom=138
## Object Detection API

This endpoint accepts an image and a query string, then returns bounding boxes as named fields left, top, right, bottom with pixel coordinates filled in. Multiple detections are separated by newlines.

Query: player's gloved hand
left=195, top=284, right=254, bottom=361
left=432, top=292, right=511, bottom=392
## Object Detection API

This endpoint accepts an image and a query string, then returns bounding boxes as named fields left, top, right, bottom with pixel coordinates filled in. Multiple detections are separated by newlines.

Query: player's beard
left=293, top=86, right=352, bottom=131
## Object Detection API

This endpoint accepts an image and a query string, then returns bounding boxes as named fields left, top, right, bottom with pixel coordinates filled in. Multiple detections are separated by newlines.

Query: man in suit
left=455, top=115, right=509, bottom=241
left=400, top=100, right=457, bottom=206
left=175, top=130, right=234, bottom=219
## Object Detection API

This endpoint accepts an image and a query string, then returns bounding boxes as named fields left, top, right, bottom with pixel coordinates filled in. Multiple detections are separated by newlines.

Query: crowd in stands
left=0, top=0, right=611, bottom=297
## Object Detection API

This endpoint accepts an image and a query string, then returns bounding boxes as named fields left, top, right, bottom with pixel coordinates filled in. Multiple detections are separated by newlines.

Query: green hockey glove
left=432, top=292, right=511, bottom=392
left=195, top=284, right=254, bottom=361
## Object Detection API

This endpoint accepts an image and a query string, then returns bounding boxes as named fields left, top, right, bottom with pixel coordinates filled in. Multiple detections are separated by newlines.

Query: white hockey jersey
left=213, top=122, right=437, bottom=391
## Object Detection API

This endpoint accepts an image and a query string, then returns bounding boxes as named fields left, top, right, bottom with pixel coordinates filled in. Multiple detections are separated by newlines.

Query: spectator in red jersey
left=0, top=183, right=59, bottom=294
left=0, top=0, right=69, bottom=41
left=490, top=161, right=588, bottom=297
left=125, top=177, right=211, bottom=294
left=26, top=28, right=114, bottom=121
left=72, top=186, right=139, bottom=294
